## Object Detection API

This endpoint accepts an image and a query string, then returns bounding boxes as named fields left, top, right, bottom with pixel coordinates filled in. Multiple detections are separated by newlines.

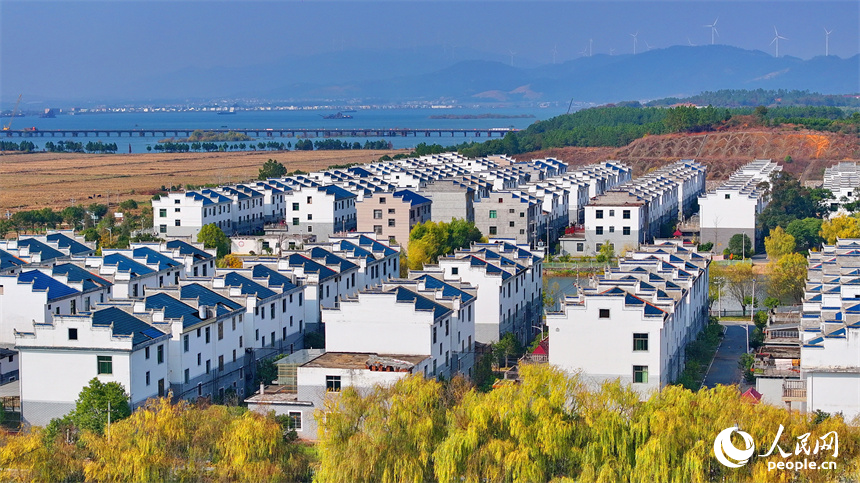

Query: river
left=7, top=107, right=567, bottom=153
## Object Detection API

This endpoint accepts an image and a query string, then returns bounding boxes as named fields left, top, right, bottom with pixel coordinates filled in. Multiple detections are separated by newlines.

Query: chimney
left=259, top=383, right=265, bottom=395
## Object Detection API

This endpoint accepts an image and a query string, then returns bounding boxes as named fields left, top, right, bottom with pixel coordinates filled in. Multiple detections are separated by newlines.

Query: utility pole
left=747, top=278, right=756, bottom=354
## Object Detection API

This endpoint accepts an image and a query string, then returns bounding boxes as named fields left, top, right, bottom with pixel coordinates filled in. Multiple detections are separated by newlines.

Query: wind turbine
left=609, top=47, right=616, bottom=56
left=551, top=44, right=558, bottom=64
left=687, top=37, right=696, bottom=47
left=824, top=27, right=833, bottom=56
left=644, top=40, right=654, bottom=51
left=630, top=31, right=639, bottom=55
left=770, top=26, right=787, bottom=57
left=579, top=45, right=588, bottom=57
left=704, top=17, right=719, bottom=45
left=508, top=49, right=517, bottom=66
left=589, top=38, right=593, bottom=57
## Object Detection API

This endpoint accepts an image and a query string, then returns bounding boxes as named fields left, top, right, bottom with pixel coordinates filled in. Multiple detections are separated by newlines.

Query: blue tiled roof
left=335, top=240, right=375, bottom=261
left=166, top=240, right=214, bottom=260
left=103, top=254, right=155, bottom=276
left=468, top=256, right=511, bottom=280
left=223, top=272, right=277, bottom=299
left=181, top=283, right=243, bottom=311
left=133, top=247, right=182, bottom=270
left=145, top=293, right=203, bottom=329
left=46, top=233, right=92, bottom=255
left=393, top=189, right=431, bottom=207
left=252, top=265, right=299, bottom=291
left=356, top=235, right=397, bottom=257
left=91, top=307, right=167, bottom=346
left=318, top=185, right=356, bottom=201
left=310, top=247, right=358, bottom=273
left=392, top=286, right=452, bottom=319
left=17, top=238, right=65, bottom=261
left=416, top=274, right=475, bottom=302
left=52, top=264, right=112, bottom=291
left=0, top=249, right=26, bottom=271
left=198, top=189, right=234, bottom=204
left=18, top=270, right=79, bottom=301
left=286, top=253, right=337, bottom=281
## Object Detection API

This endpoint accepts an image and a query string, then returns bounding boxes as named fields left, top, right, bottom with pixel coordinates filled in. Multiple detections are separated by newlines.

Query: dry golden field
left=0, top=149, right=404, bottom=211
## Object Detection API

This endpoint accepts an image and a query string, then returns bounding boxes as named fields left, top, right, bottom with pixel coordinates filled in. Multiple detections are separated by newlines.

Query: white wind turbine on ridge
left=770, top=26, right=787, bottom=57
left=824, top=27, right=833, bottom=56
left=630, top=31, right=639, bottom=55
left=704, top=17, right=719, bottom=45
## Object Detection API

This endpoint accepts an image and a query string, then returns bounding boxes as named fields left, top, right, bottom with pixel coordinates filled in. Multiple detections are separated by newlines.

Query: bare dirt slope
left=517, top=129, right=860, bottom=181
left=0, top=149, right=404, bottom=211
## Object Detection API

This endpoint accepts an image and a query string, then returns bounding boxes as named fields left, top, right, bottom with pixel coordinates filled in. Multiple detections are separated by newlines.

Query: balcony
left=782, top=380, right=807, bottom=401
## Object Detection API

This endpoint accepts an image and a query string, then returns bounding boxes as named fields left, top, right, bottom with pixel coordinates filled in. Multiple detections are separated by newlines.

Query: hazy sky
left=1, top=0, right=858, bottom=103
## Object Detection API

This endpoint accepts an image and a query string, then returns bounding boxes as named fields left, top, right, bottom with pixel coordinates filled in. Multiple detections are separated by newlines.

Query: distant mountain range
left=60, top=45, right=860, bottom=105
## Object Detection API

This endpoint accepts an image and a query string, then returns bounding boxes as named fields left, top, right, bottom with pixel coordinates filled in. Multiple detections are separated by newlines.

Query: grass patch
left=675, top=317, right=724, bottom=390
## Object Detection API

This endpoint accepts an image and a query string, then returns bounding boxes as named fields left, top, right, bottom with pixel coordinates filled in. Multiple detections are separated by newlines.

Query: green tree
left=819, top=214, right=860, bottom=245
left=595, top=241, right=615, bottom=263
left=118, top=199, right=138, bottom=211
left=408, top=219, right=483, bottom=269
left=71, top=378, right=132, bottom=435
left=727, top=233, right=752, bottom=258
left=197, top=223, right=230, bottom=258
left=767, top=252, right=808, bottom=303
left=258, top=159, right=288, bottom=180
left=757, top=171, right=828, bottom=235
left=786, top=217, right=823, bottom=252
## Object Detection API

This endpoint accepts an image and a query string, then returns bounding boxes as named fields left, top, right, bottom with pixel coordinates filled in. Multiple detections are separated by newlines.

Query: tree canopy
left=767, top=252, right=809, bottom=304
left=819, top=214, right=860, bottom=245
left=726, top=233, right=752, bottom=258
left=764, top=226, right=795, bottom=260
left=757, top=172, right=830, bottom=235
left=198, top=223, right=231, bottom=258
left=258, top=159, right=288, bottom=180
left=407, top=219, right=484, bottom=270
left=70, top=378, right=131, bottom=435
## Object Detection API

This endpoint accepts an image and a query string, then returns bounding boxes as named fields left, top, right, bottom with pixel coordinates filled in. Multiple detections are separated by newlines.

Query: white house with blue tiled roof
left=0, top=249, right=26, bottom=276
left=151, top=190, right=234, bottom=239
left=0, top=269, right=112, bottom=345
left=282, top=185, right=357, bottom=242
left=15, top=305, right=170, bottom=427
left=86, top=250, right=181, bottom=299
left=546, top=240, right=709, bottom=398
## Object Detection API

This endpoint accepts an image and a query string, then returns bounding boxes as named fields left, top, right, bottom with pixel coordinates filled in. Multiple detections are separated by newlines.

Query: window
left=622, top=209, right=630, bottom=219
left=218, top=355, right=224, bottom=372
left=218, top=322, right=224, bottom=340
left=451, top=267, right=458, bottom=275
left=157, top=344, right=164, bottom=364
left=595, top=226, right=603, bottom=235
left=175, top=219, right=181, bottom=226
left=489, top=226, right=497, bottom=235
left=595, top=210, right=604, bottom=219
left=489, top=210, right=497, bottom=219
left=576, top=242, right=584, bottom=252
left=158, top=379, right=165, bottom=397
left=174, top=199, right=180, bottom=204
left=373, top=209, right=382, bottom=219
left=292, top=217, right=299, bottom=226
left=609, top=226, right=615, bottom=233
left=307, top=214, right=313, bottom=220
left=520, top=212, right=525, bottom=218
left=183, top=334, right=189, bottom=352
left=498, top=198, right=503, bottom=203
left=271, top=331, right=276, bottom=346
left=388, top=219, right=395, bottom=227
left=326, top=375, right=342, bottom=392
left=97, top=356, right=113, bottom=375
left=205, top=327, right=211, bottom=343
left=623, top=226, right=631, bottom=236
left=307, top=196, right=313, bottom=204
left=509, top=221, right=515, bottom=227
left=287, top=411, right=302, bottom=430
left=633, top=333, right=649, bottom=351
left=146, top=371, right=151, bottom=386
left=379, top=197, right=386, bottom=204
left=206, top=360, right=211, bottom=374
left=724, top=193, right=731, bottom=200
left=599, top=308, right=610, bottom=319
left=197, top=353, right=202, bottom=365
left=609, top=209, right=615, bottom=217
left=373, top=225, right=382, bottom=234
left=184, top=369, right=190, bottom=384
left=633, top=365, right=649, bottom=384
left=292, top=202, right=299, bottom=211
left=160, top=225, right=167, bottom=233
left=175, top=207, right=180, bottom=213
left=388, top=208, right=395, bottom=214
left=68, top=328, right=78, bottom=340
left=509, top=208, right=515, bottom=213
left=433, top=327, right=437, bottom=344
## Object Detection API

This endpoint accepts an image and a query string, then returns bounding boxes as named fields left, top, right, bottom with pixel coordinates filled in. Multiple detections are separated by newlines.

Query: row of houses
left=153, top=153, right=633, bottom=250
left=1, top=229, right=545, bottom=429
left=752, top=238, right=860, bottom=419
left=545, top=239, right=711, bottom=396
left=560, top=160, right=707, bottom=256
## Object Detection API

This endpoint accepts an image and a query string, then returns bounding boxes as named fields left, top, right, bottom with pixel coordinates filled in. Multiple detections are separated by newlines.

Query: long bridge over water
left=3, top=127, right=516, bottom=138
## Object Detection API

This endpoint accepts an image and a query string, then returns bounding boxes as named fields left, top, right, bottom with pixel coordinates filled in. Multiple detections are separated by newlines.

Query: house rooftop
left=302, top=351, right=429, bottom=370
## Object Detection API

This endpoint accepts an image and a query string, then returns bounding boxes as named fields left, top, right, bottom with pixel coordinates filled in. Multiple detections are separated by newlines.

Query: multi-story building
left=822, top=161, right=859, bottom=213
left=474, top=191, right=541, bottom=247
left=546, top=240, right=710, bottom=398
left=282, top=185, right=357, bottom=241
left=419, top=179, right=476, bottom=223
left=152, top=190, right=234, bottom=239
left=16, top=305, right=170, bottom=427
left=698, top=159, right=781, bottom=252
left=356, top=189, right=432, bottom=245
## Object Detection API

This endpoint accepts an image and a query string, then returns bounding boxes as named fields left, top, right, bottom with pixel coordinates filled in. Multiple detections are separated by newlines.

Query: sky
left=1, top=0, right=858, bottom=103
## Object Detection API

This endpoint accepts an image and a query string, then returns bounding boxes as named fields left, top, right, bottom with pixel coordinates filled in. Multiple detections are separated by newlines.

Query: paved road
left=702, top=321, right=752, bottom=388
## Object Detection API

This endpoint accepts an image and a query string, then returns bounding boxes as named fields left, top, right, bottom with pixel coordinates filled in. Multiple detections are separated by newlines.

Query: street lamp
left=531, top=324, right=545, bottom=341
left=746, top=277, right=756, bottom=354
